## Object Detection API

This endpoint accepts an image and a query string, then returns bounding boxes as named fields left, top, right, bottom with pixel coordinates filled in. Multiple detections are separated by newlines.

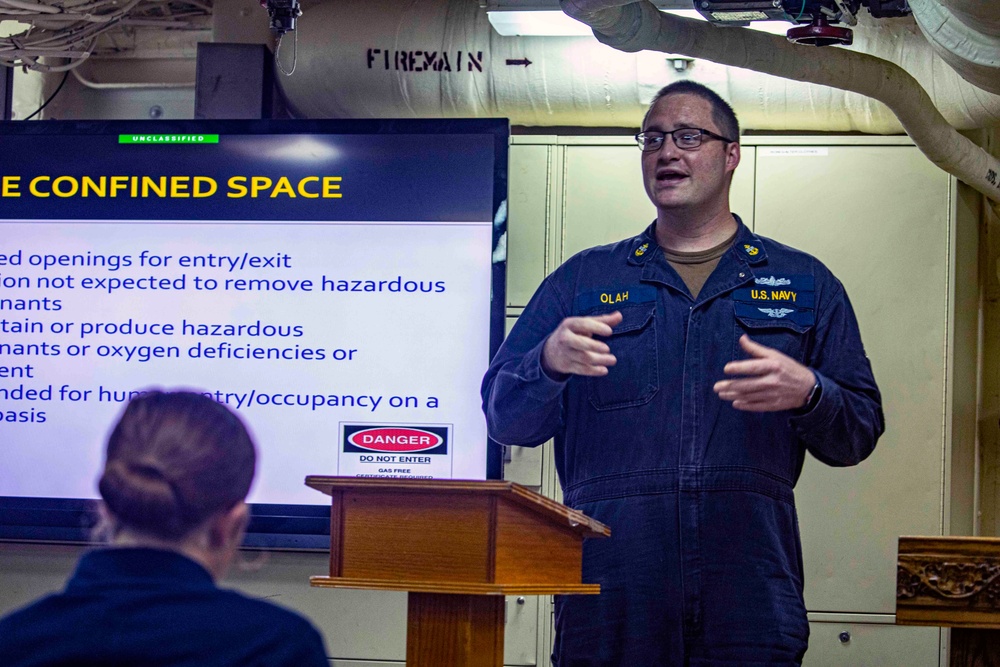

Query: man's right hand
left=541, top=311, right=623, bottom=377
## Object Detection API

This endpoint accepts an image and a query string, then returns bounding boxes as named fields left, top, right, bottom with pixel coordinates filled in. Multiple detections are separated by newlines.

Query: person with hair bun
left=0, top=390, right=329, bottom=667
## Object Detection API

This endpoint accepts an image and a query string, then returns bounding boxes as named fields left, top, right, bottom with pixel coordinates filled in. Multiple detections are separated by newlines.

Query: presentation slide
left=0, top=122, right=505, bottom=511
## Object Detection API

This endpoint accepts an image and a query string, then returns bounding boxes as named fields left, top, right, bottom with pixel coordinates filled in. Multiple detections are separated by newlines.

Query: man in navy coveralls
left=482, top=81, right=883, bottom=666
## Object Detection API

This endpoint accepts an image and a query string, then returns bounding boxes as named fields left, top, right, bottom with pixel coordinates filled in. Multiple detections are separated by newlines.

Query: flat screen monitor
left=0, top=118, right=508, bottom=548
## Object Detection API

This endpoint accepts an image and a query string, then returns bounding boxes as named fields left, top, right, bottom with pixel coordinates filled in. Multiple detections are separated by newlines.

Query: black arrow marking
left=505, top=58, right=532, bottom=67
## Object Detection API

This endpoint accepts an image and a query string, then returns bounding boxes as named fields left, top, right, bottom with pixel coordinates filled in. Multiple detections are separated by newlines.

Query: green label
left=118, top=134, right=219, bottom=144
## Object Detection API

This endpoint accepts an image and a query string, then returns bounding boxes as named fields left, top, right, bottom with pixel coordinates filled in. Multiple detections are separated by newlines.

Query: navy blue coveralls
left=482, top=220, right=883, bottom=666
left=0, top=548, right=329, bottom=667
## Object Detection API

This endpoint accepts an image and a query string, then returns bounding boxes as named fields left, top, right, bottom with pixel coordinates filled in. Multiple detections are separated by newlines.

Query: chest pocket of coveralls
left=733, top=312, right=813, bottom=363
left=587, top=304, right=659, bottom=411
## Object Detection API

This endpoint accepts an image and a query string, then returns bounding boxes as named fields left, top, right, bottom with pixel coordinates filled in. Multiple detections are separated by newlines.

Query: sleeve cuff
left=517, top=336, right=570, bottom=401
left=788, top=371, right=837, bottom=431
left=794, top=376, right=822, bottom=415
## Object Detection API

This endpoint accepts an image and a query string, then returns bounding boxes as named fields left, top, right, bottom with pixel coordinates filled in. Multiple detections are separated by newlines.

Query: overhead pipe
left=559, top=0, right=1000, bottom=203
left=279, top=0, right=1000, bottom=134
left=909, top=0, right=1000, bottom=96
left=932, top=0, right=1000, bottom=38
left=71, top=67, right=194, bottom=89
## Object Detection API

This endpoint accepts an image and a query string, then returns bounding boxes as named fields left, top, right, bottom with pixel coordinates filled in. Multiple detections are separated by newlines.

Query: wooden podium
left=896, top=536, right=1000, bottom=666
left=305, top=477, right=610, bottom=667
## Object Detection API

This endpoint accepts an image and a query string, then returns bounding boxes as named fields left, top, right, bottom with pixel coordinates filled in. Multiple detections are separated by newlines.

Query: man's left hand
left=713, top=335, right=816, bottom=412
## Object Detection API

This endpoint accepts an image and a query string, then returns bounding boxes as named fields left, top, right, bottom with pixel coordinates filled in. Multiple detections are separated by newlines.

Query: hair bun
left=98, top=458, right=187, bottom=539
left=100, top=391, right=256, bottom=540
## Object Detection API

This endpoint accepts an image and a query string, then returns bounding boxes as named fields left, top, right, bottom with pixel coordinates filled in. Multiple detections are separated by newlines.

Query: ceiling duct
left=279, top=0, right=999, bottom=136
left=909, top=0, right=1000, bottom=96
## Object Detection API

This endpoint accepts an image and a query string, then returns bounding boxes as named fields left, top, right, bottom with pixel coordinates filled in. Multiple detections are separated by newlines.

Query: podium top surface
left=899, top=535, right=1000, bottom=554
left=305, top=476, right=610, bottom=538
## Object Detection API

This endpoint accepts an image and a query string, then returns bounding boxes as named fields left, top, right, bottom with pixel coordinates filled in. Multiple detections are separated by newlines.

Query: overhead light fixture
left=667, top=9, right=793, bottom=35
left=486, top=9, right=793, bottom=37
left=486, top=10, right=592, bottom=36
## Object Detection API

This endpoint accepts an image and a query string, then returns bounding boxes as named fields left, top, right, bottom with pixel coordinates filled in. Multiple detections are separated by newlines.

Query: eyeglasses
left=635, top=128, right=736, bottom=152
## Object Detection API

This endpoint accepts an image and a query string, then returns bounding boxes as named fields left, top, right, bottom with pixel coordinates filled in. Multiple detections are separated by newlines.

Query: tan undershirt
left=663, top=230, right=738, bottom=300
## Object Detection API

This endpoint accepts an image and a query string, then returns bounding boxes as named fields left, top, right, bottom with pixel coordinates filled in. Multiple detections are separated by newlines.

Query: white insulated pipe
left=909, top=0, right=1000, bottom=96
left=936, top=0, right=1000, bottom=39
left=559, top=0, right=1000, bottom=203
left=277, top=0, right=1000, bottom=134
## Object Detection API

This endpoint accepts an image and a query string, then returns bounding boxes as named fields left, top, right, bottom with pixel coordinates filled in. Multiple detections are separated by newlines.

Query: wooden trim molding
left=310, top=575, right=601, bottom=596
left=896, top=536, right=1000, bottom=629
left=897, top=558, right=1000, bottom=603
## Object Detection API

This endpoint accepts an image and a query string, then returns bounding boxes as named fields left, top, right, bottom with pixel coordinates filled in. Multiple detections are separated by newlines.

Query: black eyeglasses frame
left=634, top=127, right=737, bottom=152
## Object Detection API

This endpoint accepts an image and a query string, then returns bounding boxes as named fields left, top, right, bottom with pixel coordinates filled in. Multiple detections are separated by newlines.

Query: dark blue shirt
left=0, top=548, right=329, bottom=667
left=482, top=220, right=884, bottom=666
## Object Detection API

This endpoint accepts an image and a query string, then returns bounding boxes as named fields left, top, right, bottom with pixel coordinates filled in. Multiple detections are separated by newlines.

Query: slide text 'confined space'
left=0, top=175, right=343, bottom=199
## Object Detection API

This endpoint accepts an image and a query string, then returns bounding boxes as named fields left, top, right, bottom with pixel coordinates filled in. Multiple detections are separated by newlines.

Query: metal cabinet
left=507, top=141, right=555, bottom=309
left=805, top=619, right=941, bottom=667
left=752, top=142, right=971, bottom=616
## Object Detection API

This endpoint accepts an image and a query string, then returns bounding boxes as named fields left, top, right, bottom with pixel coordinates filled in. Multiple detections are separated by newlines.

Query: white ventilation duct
left=909, top=0, right=1000, bottom=96
left=558, top=0, right=1000, bottom=202
left=279, top=0, right=1000, bottom=135
left=942, top=0, right=1000, bottom=37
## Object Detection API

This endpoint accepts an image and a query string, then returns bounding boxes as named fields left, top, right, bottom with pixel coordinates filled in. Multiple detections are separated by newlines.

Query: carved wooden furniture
left=897, top=536, right=1000, bottom=666
left=305, top=476, right=610, bottom=667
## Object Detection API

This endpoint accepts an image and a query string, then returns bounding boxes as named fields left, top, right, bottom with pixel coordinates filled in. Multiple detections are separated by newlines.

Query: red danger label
left=346, top=427, right=444, bottom=453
